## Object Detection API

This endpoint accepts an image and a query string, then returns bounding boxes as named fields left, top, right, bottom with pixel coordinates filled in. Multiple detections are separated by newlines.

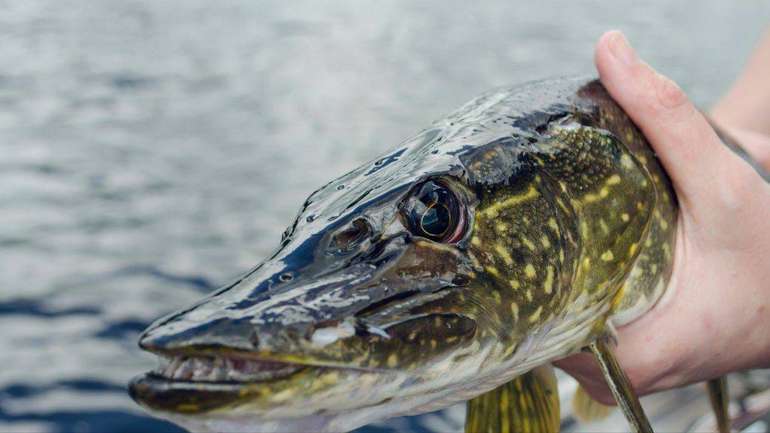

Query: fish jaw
left=130, top=338, right=502, bottom=433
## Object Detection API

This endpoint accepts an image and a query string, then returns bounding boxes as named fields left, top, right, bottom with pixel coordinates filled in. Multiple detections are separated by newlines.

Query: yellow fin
left=572, top=383, right=613, bottom=423
left=465, top=365, right=560, bottom=433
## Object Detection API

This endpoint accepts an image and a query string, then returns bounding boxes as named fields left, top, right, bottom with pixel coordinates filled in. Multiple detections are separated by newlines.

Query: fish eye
left=402, top=180, right=465, bottom=243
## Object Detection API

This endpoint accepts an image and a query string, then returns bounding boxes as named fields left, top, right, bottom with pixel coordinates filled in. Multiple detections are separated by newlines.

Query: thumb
left=594, top=31, right=737, bottom=203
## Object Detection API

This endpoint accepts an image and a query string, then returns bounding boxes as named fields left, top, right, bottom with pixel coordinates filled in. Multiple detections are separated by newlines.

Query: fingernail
left=608, top=31, right=637, bottom=66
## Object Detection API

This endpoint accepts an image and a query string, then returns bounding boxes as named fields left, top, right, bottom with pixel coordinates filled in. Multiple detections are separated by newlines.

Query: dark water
left=2, top=1, right=769, bottom=432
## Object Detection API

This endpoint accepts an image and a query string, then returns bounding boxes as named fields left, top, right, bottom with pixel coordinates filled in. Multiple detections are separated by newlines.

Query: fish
left=129, top=77, right=730, bottom=433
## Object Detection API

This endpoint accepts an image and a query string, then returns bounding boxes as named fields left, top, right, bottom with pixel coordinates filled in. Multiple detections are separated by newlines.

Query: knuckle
left=718, top=166, right=762, bottom=211
left=654, top=73, right=689, bottom=110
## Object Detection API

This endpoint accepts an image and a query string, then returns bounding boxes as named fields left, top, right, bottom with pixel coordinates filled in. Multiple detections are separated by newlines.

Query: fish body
left=129, top=77, right=677, bottom=432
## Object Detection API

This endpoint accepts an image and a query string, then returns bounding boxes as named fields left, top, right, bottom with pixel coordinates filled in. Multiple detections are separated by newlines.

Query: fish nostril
left=331, top=218, right=371, bottom=252
left=279, top=272, right=294, bottom=283
left=452, top=274, right=470, bottom=286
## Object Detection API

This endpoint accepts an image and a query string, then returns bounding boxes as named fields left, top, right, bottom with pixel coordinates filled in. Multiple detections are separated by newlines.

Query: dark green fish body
left=129, top=77, right=677, bottom=432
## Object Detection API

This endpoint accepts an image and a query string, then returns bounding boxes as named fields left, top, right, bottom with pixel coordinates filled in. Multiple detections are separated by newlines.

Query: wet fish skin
left=129, top=76, right=676, bottom=433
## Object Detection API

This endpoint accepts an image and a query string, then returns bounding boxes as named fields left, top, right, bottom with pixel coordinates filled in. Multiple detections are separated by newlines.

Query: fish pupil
left=404, top=180, right=462, bottom=242
left=420, top=202, right=451, bottom=237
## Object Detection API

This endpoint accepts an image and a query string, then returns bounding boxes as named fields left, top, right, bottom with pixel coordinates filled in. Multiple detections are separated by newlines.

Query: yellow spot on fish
left=540, top=235, right=551, bottom=248
left=559, top=249, right=565, bottom=263
left=600, top=187, right=610, bottom=198
left=651, top=264, right=658, bottom=274
left=525, top=290, right=533, bottom=302
left=621, top=213, right=630, bottom=222
left=481, top=185, right=539, bottom=218
left=471, top=236, right=481, bottom=246
left=529, top=306, right=543, bottom=323
left=495, top=223, right=508, bottom=234
left=510, top=279, right=520, bottom=290
left=582, top=257, right=591, bottom=270
left=510, top=303, right=519, bottom=321
left=544, top=266, right=554, bottom=294
left=492, top=291, right=502, bottom=304
left=607, top=174, right=621, bottom=185
left=387, top=354, right=398, bottom=368
left=274, top=388, right=296, bottom=401
left=547, top=218, right=559, bottom=233
left=599, top=218, right=609, bottom=235
left=495, top=244, right=514, bottom=265
left=628, top=243, right=638, bottom=257
left=660, top=219, right=669, bottom=230
left=601, top=250, right=614, bottom=261
left=469, top=252, right=482, bottom=269
left=621, top=154, right=634, bottom=169
left=486, top=266, right=500, bottom=277
left=580, top=221, right=589, bottom=238
left=521, top=236, right=536, bottom=251
left=645, top=237, right=652, bottom=247
left=583, top=192, right=599, bottom=203
left=524, top=264, right=536, bottom=279
left=322, top=370, right=340, bottom=385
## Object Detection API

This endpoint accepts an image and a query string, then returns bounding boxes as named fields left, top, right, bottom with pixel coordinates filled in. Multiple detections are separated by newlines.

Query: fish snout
left=138, top=315, right=261, bottom=355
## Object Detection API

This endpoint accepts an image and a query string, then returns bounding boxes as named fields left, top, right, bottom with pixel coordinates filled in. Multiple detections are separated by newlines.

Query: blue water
left=2, top=1, right=769, bottom=432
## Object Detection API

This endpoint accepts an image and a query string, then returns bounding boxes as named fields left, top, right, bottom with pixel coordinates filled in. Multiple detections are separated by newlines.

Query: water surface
left=2, top=1, right=769, bottom=432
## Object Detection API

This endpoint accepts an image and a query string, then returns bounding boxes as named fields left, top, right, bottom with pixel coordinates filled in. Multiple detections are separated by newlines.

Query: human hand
left=554, top=30, right=770, bottom=405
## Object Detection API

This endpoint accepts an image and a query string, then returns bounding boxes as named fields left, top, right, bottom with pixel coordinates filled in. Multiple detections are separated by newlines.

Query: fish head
left=129, top=95, right=581, bottom=431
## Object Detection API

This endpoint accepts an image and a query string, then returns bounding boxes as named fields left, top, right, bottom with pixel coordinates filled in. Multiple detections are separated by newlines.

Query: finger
left=593, top=31, right=738, bottom=202
left=553, top=354, right=616, bottom=405
left=720, top=127, right=770, bottom=173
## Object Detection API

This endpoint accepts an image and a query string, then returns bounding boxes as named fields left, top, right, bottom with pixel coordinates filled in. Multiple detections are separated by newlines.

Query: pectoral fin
left=465, top=365, right=560, bottom=433
left=586, top=337, right=653, bottom=433
left=572, top=383, right=613, bottom=423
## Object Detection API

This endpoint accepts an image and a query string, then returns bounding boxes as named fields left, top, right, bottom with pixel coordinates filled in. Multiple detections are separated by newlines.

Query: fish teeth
left=159, top=356, right=303, bottom=382
left=164, top=357, right=180, bottom=376
left=178, top=357, right=195, bottom=380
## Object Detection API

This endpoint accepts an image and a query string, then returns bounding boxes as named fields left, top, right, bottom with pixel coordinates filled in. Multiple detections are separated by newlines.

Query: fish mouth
left=153, top=354, right=306, bottom=383
left=129, top=353, right=364, bottom=415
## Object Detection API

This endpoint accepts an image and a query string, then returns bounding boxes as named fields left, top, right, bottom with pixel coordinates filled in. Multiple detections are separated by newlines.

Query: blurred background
left=2, top=1, right=770, bottom=432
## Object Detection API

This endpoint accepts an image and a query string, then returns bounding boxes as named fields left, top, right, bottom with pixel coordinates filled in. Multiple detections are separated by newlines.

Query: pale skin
left=555, top=30, right=770, bottom=405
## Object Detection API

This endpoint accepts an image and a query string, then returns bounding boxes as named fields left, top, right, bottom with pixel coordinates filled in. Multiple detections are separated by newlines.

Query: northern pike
left=129, top=77, right=730, bottom=433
